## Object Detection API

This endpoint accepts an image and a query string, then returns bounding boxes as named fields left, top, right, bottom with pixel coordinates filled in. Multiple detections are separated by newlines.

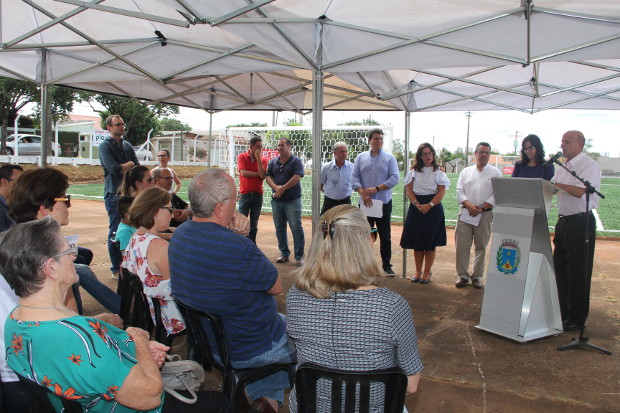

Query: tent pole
left=39, top=49, right=51, bottom=167
left=208, top=111, right=213, bottom=167
left=311, top=70, right=324, bottom=233
left=402, top=111, right=411, bottom=279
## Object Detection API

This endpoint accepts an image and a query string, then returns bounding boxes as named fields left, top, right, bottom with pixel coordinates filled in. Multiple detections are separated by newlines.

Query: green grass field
left=68, top=174, right=620, bottom=236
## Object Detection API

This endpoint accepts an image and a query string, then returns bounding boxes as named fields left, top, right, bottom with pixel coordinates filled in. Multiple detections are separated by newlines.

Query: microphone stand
left=553, top=157, right=611, bottom=355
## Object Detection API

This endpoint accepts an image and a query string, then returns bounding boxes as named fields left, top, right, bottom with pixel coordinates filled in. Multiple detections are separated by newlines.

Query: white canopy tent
left=2, top=0, right=620, bottom=225
left=1, top=0, right=620, bottom=113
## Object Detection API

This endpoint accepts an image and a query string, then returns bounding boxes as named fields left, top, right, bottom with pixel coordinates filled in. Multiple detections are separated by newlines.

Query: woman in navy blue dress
left=511, top=134, right=555, bottom=180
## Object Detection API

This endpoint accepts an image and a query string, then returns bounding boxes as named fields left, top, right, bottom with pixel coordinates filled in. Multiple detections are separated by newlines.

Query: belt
left=559, top=211, right=592, bottom=221
left=461, top=206, right=493, bottom=212
left=325, top=195, right=351, bottom=202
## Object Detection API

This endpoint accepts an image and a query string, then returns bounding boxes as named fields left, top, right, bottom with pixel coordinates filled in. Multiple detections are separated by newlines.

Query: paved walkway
left=68, top=200, right=620, bottom=413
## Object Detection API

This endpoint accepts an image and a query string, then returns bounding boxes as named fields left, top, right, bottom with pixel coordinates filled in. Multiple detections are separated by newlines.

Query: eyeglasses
left=160, top=206, right=174, bottom=213
left=39, top=245, right=78, bottom=269
left=421, top=151, right=433, bottom=156
left=366, top=228, right=379, bottom=236
left=523, top=146, right=535, bottom=151
left=53, top=245, right=78, bottom=259
left=54, top=195, right=71, bottom=208
left=110, top=122, right=125, bottom=127
left=222, top=194, right=240, bottom=203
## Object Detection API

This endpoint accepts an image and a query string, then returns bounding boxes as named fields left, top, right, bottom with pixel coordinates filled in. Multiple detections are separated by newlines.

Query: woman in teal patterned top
left=0, top=218, right=229, bottom=413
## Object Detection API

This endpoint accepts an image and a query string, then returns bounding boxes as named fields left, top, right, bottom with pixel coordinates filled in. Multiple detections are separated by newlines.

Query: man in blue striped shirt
left=352, top=129, right=400, bottom=275
left=169, top=169, right=296, bottom=412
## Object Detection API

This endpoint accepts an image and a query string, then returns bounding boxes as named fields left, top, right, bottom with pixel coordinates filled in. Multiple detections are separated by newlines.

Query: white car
left=5, top=134, right=61, bottom=156
left=133, top=145, right=153, bottom=161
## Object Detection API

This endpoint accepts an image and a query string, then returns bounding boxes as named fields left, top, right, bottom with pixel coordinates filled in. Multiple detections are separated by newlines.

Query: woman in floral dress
left=0, top=217, right=229, bottom=412
left=123, top=187, right=185, bottom=336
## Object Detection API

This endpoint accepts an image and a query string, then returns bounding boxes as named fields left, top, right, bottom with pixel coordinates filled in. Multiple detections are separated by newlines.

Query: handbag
left=161, top=354, right=205, bottom=404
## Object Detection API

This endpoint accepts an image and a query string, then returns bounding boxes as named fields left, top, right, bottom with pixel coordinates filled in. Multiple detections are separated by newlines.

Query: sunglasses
left=160, top=206, right=174, bottom=213
left=54, top=195, right=71, bottom=208
left=111, top=122, right=125, bottom=127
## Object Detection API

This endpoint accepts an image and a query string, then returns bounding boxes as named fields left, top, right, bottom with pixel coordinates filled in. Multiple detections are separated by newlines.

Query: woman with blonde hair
left=286, top=205, right=423, bottom=412
left=123, top=187, right=185, bottom=336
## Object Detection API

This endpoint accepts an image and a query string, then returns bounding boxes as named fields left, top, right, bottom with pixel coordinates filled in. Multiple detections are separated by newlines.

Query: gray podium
left=476, top=178, right=563, bottom=342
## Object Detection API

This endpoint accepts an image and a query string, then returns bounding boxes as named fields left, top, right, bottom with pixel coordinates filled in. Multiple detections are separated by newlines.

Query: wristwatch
left=413, top=201, right=419, bottom=206
left=375, top=186, right=381, bottom=192
left=429, top=201, right=435, bottom=207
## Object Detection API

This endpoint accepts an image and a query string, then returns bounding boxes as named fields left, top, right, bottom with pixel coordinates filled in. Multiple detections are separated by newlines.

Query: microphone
left=543, top=151, right=563, bottom=168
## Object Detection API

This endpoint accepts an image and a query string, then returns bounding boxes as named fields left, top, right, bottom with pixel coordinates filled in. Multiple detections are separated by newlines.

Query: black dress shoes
left=563, top=321, right=584, bottom=332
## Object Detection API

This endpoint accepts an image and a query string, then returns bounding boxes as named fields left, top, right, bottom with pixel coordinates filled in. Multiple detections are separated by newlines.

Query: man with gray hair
left=320, top=142, right=353, bottom=215
left=153, top=167, right=190, bottom=227
left=169, top=169, right=295, bottom=412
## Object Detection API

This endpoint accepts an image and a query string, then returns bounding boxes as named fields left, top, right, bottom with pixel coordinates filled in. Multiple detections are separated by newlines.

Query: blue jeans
left=104, top=194, right=122, bottom=273
left=271, top=198, right=305, bottom=260
left=215, top=314, right=297, bottom=405
left=238, top=192, right=263, bottom=244
left=75, top=264, right=121, bottom=314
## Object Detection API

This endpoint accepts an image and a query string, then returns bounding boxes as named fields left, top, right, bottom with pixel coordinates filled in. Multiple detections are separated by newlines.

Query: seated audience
left=153, top=167, right=190, bottom=227
left=169, top=169, right=294, bottom=413
left=511, top=134, right=555, bottom=180
left=123, top=187, right=185, bottom=336
left=0, top=218, right=229, bottom=413
left=286, top=205, right=423, bottom=412
left=119, top=165, right=154, bottom=197
left=114, top=196, right=136, bottom=251
left=153, top=149, right=182, bottom=194
left=9, top=167, right=120, bottom=315
left=0, top=164, right=23, bottom=233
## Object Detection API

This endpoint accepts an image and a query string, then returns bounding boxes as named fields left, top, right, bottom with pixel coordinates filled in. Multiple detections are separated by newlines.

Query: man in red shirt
left=238, top=135, right=268, bottom=243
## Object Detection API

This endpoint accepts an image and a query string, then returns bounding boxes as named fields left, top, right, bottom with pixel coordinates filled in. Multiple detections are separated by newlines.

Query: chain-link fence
left=208, top=126, right=402, bottom=217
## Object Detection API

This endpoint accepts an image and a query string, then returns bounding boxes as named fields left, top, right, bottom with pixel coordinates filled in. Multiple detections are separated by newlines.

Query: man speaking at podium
left=552, top=130, right=601, bottom=332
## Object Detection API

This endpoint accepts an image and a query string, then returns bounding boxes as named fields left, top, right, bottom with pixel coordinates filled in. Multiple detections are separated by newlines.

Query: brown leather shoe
left=472, top=279, right=483, bottom=289
left=248, top=397, right=278, bottom=413
left=455, top=278, right=469, bottom=288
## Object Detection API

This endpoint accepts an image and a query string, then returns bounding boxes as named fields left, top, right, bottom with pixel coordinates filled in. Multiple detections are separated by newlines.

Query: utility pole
left=513, top=131, right=521, bottom=155
left=465, top=111, right=472, bottom=167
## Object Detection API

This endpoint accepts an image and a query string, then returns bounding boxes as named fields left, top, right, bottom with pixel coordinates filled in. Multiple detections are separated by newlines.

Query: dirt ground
left=67, top=199, right=620, bottom=413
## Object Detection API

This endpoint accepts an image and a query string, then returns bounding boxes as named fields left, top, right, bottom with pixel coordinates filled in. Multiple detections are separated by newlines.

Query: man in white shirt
left=320, top=142, right=353, bottom=215
left=552, top=130, right=601, bottom=332
left=455, top=142, right=501, bottom=289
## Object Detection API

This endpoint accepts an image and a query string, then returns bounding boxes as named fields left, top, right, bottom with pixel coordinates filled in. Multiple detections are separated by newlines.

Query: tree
left=584, top=138, right=601, bottom=160
left=391, top=139, right=414, bottom=170
left=159, top=117, right=191, bottom=131
left=90, top=94, right=178, bottom=145
left=228, top=122, right=268, bottom=128
left=439, top=147, right=465, bottom=173
left=339, top=115, right=381, bottom=126
left=0, top=78, right=81, bottom=152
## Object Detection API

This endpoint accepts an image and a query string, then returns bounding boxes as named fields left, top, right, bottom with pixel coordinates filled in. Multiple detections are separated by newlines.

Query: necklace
left=417, top=167, right=434, bottom=188
left=19, top=304, right=77, bottom=315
